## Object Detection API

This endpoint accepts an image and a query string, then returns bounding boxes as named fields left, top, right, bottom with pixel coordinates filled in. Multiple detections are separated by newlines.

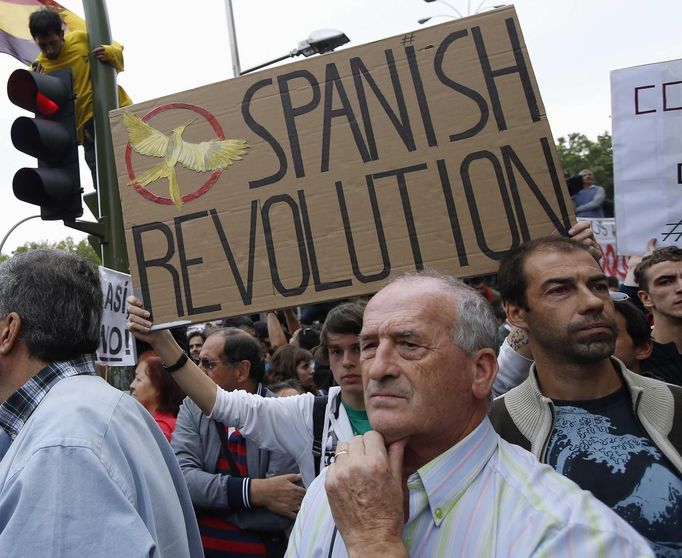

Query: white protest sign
left=611, top=58, right=682, bottom=255
left=97, top=267, right=136, bottom=366
left=578, top=217, right=629, bottom=281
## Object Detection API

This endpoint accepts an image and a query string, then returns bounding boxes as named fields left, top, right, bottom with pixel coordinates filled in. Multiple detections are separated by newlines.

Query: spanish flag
left=0, top=0, right=84, bottom=65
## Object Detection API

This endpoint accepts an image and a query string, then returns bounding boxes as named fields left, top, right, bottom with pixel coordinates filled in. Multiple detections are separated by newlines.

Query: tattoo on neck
left=507, top=330, right=529, bottom=352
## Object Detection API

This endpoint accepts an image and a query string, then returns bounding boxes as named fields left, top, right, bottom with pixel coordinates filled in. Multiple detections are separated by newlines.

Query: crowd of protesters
left=0, top=217, right=677, bottom=557
left=4, top=5, right=680, bottom=558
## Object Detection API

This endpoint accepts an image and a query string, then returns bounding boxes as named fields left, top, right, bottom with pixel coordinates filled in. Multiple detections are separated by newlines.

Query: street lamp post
left=0, top=215, right=40, bottom=256
left=418, top=15, right=456, bottom=24
left=240, top=30, right=350, bottom=75
left=223, top=3, right=349, bottom=77
left=424, top=0, right=464, bottom=18
left=224, top=0, right=242, bottom=77
left=419, top=0, right=505, bottom=24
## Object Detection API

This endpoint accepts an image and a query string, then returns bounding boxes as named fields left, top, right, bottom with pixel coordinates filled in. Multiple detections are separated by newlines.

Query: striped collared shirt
left=0, top=356, right=97, bottom=440
left=286, top=417, right=653, bottom=557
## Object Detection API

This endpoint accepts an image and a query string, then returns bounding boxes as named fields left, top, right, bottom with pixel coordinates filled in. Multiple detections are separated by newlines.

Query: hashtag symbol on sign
left=661, top=220, right=682, bottom=242
left=401, top=33, right=415, bottom=46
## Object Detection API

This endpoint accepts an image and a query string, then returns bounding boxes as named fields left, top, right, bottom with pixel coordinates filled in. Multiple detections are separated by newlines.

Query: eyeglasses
left=198, top=357, right=222, bottom=370
left=609, top=291, right=630, bottom=303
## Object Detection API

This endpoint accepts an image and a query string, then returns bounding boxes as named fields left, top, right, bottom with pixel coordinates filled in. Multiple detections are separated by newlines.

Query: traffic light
left=7, top=67, right=83, bottom=221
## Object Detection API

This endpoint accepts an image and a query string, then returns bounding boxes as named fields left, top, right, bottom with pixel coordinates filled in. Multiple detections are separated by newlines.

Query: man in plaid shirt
left=0, top=250, right=202, bottom=558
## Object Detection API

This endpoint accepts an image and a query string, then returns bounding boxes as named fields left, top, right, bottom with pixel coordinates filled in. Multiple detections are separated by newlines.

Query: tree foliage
left=0, top=237, right=101, bottom=266
left=556, top=131, right=614, bottom=200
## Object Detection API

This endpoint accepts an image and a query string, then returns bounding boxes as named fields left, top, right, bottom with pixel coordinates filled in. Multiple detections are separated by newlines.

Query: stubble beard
left=567, top=336, right=616, bottom=364
left=536, top=315, right=618, bottom=365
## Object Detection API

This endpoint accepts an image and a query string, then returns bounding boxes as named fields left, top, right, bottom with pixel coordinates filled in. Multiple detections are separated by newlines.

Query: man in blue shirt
left=0, top=250, right=202, bottom=557
left=571, top=169, right=606, bottom=218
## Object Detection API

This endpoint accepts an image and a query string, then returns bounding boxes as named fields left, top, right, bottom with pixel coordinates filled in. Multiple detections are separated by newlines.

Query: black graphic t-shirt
left=642, top=341, right=682, bottom=387
left=546, top=387, right=682, bottom=557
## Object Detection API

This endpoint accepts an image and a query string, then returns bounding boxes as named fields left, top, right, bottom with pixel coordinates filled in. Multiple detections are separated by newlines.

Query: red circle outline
left=124, top=103, right=226, bottom=205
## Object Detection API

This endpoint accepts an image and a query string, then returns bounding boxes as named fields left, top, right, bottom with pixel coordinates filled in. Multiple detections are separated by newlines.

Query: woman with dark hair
left=130, top=351, right=185, bottom=441
left=267, top=345, right=317, bottom=394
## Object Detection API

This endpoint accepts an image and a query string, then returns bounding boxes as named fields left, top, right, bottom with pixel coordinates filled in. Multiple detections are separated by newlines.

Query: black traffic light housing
left=8, top=67, right=83, bottom=221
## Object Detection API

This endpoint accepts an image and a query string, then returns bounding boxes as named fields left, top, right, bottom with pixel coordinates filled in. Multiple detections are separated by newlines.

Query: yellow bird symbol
left=123, top=111, right=248, bottom=209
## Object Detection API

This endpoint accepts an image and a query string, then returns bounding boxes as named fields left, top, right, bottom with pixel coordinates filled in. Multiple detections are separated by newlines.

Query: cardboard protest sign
left=110, top=6, right=573, bottom=327
left=578, top=218, right=629, bottom=281
left=611, top=58, right=682, bottom=255
left=97, top=267, right=137, bottom=366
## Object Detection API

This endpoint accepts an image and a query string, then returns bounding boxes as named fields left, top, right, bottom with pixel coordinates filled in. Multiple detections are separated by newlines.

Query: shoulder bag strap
left=312, top=394, right=328, bottom=476
left=214, top=420, right=242, bottom=477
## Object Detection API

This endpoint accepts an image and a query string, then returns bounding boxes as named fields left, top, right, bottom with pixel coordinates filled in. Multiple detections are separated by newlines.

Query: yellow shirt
left=33, top=31, right=132, bottom=143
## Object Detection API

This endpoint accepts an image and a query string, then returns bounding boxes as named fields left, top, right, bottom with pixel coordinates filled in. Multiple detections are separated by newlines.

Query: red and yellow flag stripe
left=0, top=0, right=84, bottom=64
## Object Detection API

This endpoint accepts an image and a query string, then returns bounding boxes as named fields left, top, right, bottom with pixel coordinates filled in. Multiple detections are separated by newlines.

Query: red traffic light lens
left=36, top=91, right=60, bottom=115
left=8, top=69, right=69, bottom=115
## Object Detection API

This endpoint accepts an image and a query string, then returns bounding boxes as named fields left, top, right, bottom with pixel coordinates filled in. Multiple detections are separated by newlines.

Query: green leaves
left=2, top=237, right=100, bottom=266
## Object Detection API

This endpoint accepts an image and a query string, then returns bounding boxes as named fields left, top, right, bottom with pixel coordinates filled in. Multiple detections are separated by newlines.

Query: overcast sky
left=0, top=0, right=679, bottom=254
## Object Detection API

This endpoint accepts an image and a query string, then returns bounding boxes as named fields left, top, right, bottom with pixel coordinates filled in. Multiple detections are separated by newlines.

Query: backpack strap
left=312, top=394, right=328, bottom=476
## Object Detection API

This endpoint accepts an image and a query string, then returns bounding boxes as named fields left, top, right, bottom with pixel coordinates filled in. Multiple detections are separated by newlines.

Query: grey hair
left=0, top=250, right=102, bottom=361
left=386, top=270, right=498, bottom=355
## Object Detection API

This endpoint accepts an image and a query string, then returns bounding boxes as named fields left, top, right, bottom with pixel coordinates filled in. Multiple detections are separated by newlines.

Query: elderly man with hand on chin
left=284, top=271, right=653, bottom=557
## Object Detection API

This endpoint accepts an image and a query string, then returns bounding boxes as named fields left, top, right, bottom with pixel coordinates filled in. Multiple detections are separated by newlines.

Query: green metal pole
left=82, top=0, right=128, bottom=272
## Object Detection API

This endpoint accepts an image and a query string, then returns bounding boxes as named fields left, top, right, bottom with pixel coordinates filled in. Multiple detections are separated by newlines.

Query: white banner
left=97, top=267, right=137, bottom=366
left=611, top=58, right=682, bottom=255
left=578, top=218, right=629, bottom=281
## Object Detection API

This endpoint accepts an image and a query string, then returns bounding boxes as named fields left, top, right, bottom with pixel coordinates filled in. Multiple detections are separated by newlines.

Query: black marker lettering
left=242, top=78, right=288, bottom=188
left=373, top=164, right=428, bottom=270
left=663, top=81, right=682, bottom=111
left=261, top=194, right=310, bottom=296
left=501, top=139, right=571, bottom=238
left=437, top=158, right=469, bottom=266
left=175, top=211, right=221, bottom=316
left=210, top=203, right=258, bottom=306
left=321, top=63, right=372, bottom=173
left=336, top=178, right=391, bottom=283
left=297, top=189, right=352, bottom=291
left=104, top=282, right=114, bottom=311
left=460, top=150, right=520, bottom=260
left=278, top=70, right=321, bottom=178
left=472, top=18, right=540, bottom=131
left=634, top=85, right=656, bottom=115
left=132, top=221, right=184, bottom=319
left=350, top=50, right=416, bottom=160
left=434, top=29, right=489, bottom=142
left=405, top=45, right=437, bottom=147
